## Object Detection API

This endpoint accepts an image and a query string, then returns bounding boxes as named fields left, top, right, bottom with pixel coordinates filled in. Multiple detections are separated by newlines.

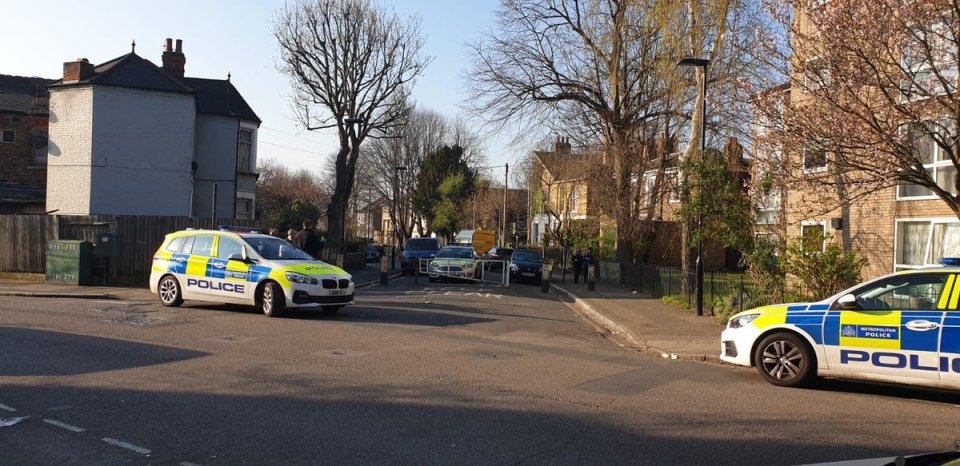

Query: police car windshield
left=242, top=235, right=314, bottom=261
left=436, top=247, right=474, bottom=259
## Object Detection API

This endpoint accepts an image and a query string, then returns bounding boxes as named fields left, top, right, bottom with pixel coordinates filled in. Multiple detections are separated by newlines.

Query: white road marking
left=0, top=403, right=16, bottom=412
left=101, top=437, right=152, bottom=455
left=43, top=418, right=86, bottom=432
left=181, top=462, right=204, bottom=466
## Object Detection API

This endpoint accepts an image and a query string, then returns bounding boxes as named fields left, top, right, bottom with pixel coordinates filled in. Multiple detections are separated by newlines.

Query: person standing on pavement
left=287, top=229, right=297, bottom=242
left=572, top=248, right=584, bottom=284
left=292, top=219, right=322, bottom=259
left=583, top=248, right=594, bottom=281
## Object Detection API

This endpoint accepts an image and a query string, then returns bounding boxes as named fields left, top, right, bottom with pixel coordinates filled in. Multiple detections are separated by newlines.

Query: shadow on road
left=0, top=326, right=208, bottom=376
left=0, top=383, right=907, bottom=466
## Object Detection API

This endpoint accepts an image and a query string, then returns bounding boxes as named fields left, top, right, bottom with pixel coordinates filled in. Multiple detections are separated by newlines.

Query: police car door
left=183, top=234, right=216, bottom=298
left=940, top=277, right=960, bottom=385
left=827, top=273, right=947, bottom=383
left=207, top=235, right=251, bottom=304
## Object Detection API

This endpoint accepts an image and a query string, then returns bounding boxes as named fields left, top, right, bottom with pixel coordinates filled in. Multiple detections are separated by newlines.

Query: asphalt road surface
left=1, top=277, right=959, bottom=465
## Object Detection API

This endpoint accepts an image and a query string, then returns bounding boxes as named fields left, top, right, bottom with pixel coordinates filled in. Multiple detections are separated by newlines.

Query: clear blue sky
left=3, top=0, right=521, bottom=175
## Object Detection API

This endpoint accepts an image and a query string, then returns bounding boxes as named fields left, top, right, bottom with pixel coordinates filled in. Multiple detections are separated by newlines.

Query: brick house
left=46, top=39, right=261, bottom=218
left=0, top=74, right=53, bottom=213
left=529, top=137, right=597, bottom=245
left=757, top=6, right=959, bottom=281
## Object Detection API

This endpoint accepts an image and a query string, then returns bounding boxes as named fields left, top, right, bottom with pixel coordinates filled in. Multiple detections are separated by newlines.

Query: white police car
left=149, top=228, right=354, bottom=317
left=721, top=258, right=960, bottom=389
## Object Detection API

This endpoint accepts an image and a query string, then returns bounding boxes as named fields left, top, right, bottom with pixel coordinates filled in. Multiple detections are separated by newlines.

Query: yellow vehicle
left=454, top=229, right=496, bottom=256
left=149, top=228, right=354, bottom=317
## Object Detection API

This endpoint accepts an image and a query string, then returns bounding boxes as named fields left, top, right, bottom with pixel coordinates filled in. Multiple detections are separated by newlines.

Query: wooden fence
left=0, top=215, right=259, bottom=282
left=0, top=214, right=372, bottom=283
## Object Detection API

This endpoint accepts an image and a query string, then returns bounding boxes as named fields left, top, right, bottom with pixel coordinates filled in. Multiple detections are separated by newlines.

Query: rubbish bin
left=46, top=240, right=93, bottom=285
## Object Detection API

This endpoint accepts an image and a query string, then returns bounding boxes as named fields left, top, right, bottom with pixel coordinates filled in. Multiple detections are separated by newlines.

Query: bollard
left=541, top=265, right=549, bottom=293
left=587, top=264, right=596, bottom=291
left=380, top=255, right=388, bottom=286
left=414, top=258, right=420, bottom=285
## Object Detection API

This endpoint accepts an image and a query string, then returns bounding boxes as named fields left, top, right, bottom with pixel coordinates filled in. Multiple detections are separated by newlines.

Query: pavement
left=549, top=277, right=724, bottom=364
left=0, top=263, right=724, bottom=364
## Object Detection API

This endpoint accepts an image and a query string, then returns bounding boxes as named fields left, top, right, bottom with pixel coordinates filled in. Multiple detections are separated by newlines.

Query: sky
left=3, top=0, right=523, bottom=176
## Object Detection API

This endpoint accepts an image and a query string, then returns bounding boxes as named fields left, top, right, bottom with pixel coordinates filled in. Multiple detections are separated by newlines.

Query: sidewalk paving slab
left=550, top=279, right=725, bottom=363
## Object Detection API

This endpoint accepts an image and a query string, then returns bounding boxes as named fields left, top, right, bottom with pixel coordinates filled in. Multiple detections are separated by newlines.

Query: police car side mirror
left=837, top=293, right=859, bottom=311
left=228, top=253, right=245, bottom=262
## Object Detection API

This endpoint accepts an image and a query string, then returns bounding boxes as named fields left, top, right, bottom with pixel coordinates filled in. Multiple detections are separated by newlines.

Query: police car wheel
left=754, top=332, right=815, bottom=387
left=158, top=275, right=183, bottom=307
left=259, top=282, right=285, bottom=317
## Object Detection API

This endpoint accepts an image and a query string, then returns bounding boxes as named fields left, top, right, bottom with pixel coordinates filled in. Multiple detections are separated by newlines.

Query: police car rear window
left=165, top=237, right=184, bottom=253
left=190, top=235, right=215, bottom=257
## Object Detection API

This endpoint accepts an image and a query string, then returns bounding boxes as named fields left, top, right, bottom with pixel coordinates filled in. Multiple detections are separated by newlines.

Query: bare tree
left=274, top=0, right=430, bottom=249
left=754, top=1, right=960, bottom=219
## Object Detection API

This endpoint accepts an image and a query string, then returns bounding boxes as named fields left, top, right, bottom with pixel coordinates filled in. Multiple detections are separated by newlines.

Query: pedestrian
left=286, top=229, right=297, bottom=242
left=268, top=227, right=281, bottom=238
left=572, top=248, right=584, bottom=284
left=291, top=219, right=321, bottom=259
left=583, top=247, right=595, bottom=282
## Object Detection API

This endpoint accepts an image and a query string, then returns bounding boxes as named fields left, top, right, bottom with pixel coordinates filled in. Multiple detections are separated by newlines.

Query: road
left=1, top=278, right=959, bottom=465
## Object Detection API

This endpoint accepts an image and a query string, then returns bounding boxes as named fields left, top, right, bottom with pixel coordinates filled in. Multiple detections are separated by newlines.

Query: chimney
left=161, top=37, right=186, bottom=78
left=554, top=136, right=571, bottom=153
left=63, top=58, right=95, bottom=82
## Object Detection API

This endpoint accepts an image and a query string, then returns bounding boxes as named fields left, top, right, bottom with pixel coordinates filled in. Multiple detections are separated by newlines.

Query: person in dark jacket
left=572, top=248, right=584, bottom=284
left=583, top=248, right=595, bottom=281
left=291, top=219, right=321, bottom=259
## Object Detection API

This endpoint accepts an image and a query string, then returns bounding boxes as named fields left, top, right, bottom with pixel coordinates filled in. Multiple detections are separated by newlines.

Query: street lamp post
left=677, top=57, right=709, bottom=317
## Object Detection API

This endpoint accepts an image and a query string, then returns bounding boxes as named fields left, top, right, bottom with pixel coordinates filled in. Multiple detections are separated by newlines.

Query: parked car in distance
left=483, top=247, right=514, bottom=272
left=428, top=245, right=481, bottom=282
left=509, top=249, right=544, bottom=285
left=401, top=237, right=441, bottom=275
left=365, top=244, right=383, bottom=263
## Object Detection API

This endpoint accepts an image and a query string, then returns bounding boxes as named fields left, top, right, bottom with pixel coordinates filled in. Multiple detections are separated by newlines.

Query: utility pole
left=502, top=163, right=509, bottom=247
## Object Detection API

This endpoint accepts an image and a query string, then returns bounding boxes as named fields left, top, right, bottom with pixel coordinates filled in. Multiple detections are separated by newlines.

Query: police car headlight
left=286, top=272, right=318, bottom=285
left=728, top=313, right=761, bottom=329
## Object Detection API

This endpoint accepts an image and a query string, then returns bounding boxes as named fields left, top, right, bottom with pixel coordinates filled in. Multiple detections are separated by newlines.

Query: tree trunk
left=327, top=143, right=360, bottom=251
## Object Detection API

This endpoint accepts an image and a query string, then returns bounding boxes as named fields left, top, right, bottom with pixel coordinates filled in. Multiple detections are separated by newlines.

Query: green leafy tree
left=431, top=174, right=471, bottom=239
left=411, top=145, right=475, bottom=233
left=677, top=138, right=754, bottom=253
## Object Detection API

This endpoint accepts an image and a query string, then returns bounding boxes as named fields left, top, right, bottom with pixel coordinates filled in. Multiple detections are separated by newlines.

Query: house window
left=896, top=219, right=960, bottom=270
left=30, top=128, right=47, bottom=166
left=237, top=129, right=253, bottom=172
left=756, top=188, right=782, bottom=225
left=901, top=22, right=958, bottom=102
left=570, top=186, right=580, bottom=214
left=802, top=141, right=828, bottom=173
left=804, top=57, right=831, bottom=91
left=800, top=222, right=825, bottom=252
left=897, top=121, right=957, bottom=199
left=1, top=129, right=14, bottom=144
left=236, top=198, right=253, bottom=220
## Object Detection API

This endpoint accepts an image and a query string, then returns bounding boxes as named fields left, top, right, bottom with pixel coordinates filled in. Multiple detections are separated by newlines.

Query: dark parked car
left=401, top=237, right=441, bottom=274
left=509, top=249, right=544, bottom=285
left=482, top=247, right=514, bottom=272
left=365, top=244, right=383, bottom=263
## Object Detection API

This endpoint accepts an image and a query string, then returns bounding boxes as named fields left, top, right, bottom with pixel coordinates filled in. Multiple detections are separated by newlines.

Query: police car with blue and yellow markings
left=149, top=228, right=354, bottom=317
left=721, top=258, right=960, bottom=389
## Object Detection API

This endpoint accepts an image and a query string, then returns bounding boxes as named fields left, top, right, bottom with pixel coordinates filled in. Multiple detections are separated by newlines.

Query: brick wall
left=0, top=113, right=46, bottom=188
left=46, top=86, right=93, bottom=215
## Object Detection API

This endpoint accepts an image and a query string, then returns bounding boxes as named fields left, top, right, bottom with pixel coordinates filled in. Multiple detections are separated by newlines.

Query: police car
left=149, top=228, right=354, bottom=317
left=427, top=245, right=481, bottom=282
left=721, top=258, right=960, bottom=390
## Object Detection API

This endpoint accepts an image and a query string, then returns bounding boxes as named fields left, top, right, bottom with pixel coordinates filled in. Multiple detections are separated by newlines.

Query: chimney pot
left=165, top=38, right=172, bottom=52
left=162, top=38, right=186, bottom=79
left=175, top=39, right=182, bottom=53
